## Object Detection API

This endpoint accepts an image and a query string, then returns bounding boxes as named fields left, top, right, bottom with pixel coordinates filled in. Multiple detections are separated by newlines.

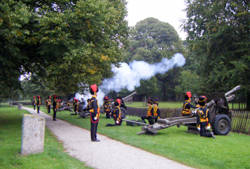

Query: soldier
left=52, top=95, right=57, bottom=121
left=141, top=98, right=154, bottom=125
left=73, top=98, right=79, bottom=115
left=106, top=98, right=123, bottom=126
left=36, top=96, right=41, bottom=114
left=89, top=84, right=100, bottom=142
left=103, top=96, right=112, bottom=118
left=182, top=91, right=196, bottom=116
left=197, top=96, right=215, bottom=138
left=117, top=96, right=127, bottom=110
left=32, top=96, right=36, bottom=110
left=152, top=98, right=161, bottom=123
left=46, top=96, right=52, bottom=113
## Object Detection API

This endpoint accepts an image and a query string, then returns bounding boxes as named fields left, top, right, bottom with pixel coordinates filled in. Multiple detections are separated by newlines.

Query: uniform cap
left=90, top=84, right=98, bottom=94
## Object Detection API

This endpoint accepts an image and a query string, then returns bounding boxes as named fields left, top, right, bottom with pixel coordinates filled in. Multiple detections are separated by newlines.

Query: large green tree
left=126, top=18, right=185, bottom=100
left=0, top=0, right=128, bottom=97
left=184, top=0, right=250, bottom=108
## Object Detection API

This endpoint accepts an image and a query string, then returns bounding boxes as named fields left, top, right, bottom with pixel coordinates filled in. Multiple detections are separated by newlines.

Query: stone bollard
left=21, top=114, right=45, bottom=155
left=18, top=104, right=22, bottom=110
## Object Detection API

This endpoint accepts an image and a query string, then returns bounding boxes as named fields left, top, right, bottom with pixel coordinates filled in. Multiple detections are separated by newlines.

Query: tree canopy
left=125, top=18, right=185, bottom=100
left=183, top=0, right=250, bottom=107
left=0, top=0, right=128, bottom=97
left=183, top=0, right=249, bottom=92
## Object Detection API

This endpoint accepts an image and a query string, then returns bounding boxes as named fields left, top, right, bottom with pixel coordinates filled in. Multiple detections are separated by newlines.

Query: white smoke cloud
left=75, top=53, right=185, bottom=106
left=100, top=53, right=185, bottom=92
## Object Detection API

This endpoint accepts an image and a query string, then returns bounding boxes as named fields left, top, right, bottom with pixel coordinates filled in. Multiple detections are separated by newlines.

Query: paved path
left=23, top=107, right=194, bottom=169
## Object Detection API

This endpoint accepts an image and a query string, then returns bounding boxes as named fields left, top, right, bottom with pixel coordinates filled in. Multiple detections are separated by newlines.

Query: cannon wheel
left=214, top=114, right=231, bottom=135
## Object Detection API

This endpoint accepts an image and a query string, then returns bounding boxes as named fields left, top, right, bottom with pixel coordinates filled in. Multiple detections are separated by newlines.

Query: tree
left=184, top=0, right=250, bottom=108
left=126, top=18, right=185, bottom=100
left=0, top=0, right=128, bottom=97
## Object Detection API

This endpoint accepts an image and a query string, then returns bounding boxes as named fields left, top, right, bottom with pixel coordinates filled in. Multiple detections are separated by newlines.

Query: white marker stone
left=21, top=114, right=45, bottom=155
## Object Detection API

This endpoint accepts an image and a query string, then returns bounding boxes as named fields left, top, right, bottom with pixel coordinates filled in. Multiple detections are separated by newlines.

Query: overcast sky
left=125, top=0, right=187, bottom=40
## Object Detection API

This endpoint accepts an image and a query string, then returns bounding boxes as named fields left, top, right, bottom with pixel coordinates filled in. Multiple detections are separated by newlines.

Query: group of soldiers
left=32, top=84, right=215, bottom=141
left=141, top=97, right=161, bottom=125
left=182, top=91, right=215, bottom=138
left=103, top=96, right=126, bottom=126
left=32, top=96, right=42, bottom=113
left=32, top=95, right=61, bottom=121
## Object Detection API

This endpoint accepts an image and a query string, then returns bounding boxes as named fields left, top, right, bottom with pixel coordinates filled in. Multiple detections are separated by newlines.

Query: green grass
left=127, top=101, right=183, bottom=108
left=0, top=105, right=92, bottom=169
left=39, top=106, right=250, bottom=169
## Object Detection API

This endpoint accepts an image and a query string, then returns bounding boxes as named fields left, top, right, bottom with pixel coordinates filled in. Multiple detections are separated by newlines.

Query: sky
left=126, top=0, right=187, bottom=40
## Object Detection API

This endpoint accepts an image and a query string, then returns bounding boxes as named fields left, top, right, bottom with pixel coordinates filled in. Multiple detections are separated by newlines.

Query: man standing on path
left=36, top=96, right=41, bottom=114
left=89, top=84, right=100, bottom=142
left=53, top=95, right=57, bottom=121
left=32, top=96, right=36, bottom=110
left=46, top=96, right=52, bottom=113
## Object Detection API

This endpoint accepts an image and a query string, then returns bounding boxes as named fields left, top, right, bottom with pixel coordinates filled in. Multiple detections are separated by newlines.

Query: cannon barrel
left=225, top=85, right=240, bottom=97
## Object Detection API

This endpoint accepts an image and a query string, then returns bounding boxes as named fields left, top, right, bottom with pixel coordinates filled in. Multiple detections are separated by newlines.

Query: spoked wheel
left=214, top=114, right=231, bottom=135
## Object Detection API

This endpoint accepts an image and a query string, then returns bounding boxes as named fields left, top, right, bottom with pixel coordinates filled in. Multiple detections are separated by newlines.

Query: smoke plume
left=75, top=53, right=185, bottom=106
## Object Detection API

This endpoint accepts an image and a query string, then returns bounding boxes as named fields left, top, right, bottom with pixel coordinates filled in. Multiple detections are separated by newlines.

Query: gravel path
left=23, top=107, right=194, bottom=169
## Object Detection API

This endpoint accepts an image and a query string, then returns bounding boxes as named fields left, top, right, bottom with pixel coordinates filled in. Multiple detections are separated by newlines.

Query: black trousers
left=200, top=122, right=213, bottom=137
left=105, top=111, right=111, bottom=118
left=37, top=105, right=40, bottom=114
left=91, top=122, right=98, bottom=141
left=141, top=116, right=154, bottom=125
left=33, top=104, right=36, bottom=110
left=53, top=108, right=57, bottom=120
left=48, top=105, right=51, bottom=113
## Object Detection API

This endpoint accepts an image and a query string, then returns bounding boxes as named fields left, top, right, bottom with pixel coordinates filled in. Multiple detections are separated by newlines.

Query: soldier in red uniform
left=89, top=84, right=100, bottom=142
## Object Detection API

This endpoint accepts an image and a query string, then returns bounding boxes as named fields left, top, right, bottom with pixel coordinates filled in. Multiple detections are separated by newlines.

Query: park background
left=0, top=0, right=249, bottom=169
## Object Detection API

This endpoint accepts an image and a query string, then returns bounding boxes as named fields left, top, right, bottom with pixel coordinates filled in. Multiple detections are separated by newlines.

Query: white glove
left=116, top=120, right=119, bottom=124
left=94, top=117, right=97, bottom=120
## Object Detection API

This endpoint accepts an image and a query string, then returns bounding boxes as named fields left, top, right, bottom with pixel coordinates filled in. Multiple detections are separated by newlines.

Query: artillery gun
left=138, top=85, right=240, bottom=135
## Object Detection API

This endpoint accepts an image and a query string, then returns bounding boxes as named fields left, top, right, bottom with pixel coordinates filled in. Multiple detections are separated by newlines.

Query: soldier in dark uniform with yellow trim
left=103, top=96, right=112, bottom=118
left=46, top=96, right=52, bottom=113
left=36, top=96, right=41, bottom=114
left=182, top=91, right=196, bottom=116
left=32, top=96, right=36, bottom=110
left=89, top=84, right=100, bottom=142
left=106, top=98, right=123, bottom=127
left=52, top=95, right=57, bottom=121
left=152, top=98, right=161, bottom=123
left=141, top=98, right=154, bottom=125
left=197, top=96, right=215, bottom=138
left=73, top=98, right=79, bottom=115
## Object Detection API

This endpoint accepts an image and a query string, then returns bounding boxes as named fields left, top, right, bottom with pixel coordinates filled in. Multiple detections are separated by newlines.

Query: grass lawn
left=39, top=106, right=250, bottom=169
left=0, top=105, right=92, bottom=169
left=127, top=101, right=183, bottom=108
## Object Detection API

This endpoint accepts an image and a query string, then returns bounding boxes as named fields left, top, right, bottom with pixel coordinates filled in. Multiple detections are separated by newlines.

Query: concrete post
left=21, top=114, right=45, bottom=155
left=18, top=104, right=22, bottom=110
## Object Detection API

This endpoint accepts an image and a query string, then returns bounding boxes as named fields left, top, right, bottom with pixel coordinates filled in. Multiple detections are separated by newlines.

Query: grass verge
left=0, top=105, right=92, bottom=169
left=127, top=101, right=183, bottom=108
left=39, top=105, right=250, bottom=169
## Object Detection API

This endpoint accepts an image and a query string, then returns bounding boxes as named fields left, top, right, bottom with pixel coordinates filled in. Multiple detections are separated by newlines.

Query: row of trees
left=125, top=0, right=249, bottom=106
left=0, top=0, right=128, bottom=100
left=1, top=0, right=249, bottom=108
